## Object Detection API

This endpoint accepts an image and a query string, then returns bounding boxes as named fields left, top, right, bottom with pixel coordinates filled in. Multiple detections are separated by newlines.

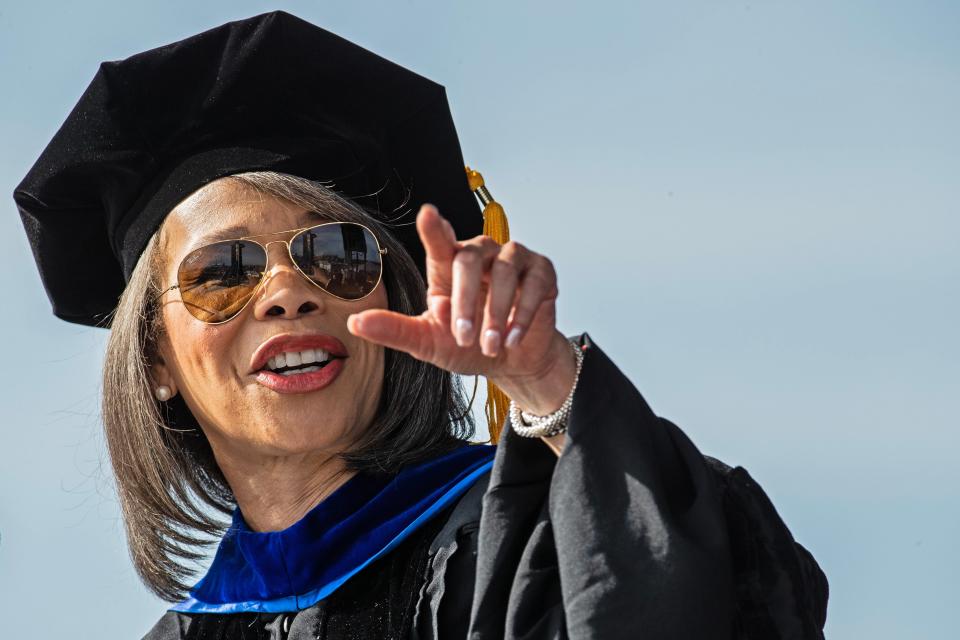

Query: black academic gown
left=145, top=333, right=828, bottom=640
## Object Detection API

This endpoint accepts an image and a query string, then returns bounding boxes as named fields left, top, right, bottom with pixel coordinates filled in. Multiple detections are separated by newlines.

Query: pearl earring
left=155, top=386, right=172, bottom=402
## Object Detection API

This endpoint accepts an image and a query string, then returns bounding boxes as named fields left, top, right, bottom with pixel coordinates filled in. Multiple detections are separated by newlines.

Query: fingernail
left=347, top=314, right=361, bottom=333
left=455, top=318, right=474, bottom=346
left=505, top=326, right=523, bottom=348
left=482, top=329, right=501, bottom=357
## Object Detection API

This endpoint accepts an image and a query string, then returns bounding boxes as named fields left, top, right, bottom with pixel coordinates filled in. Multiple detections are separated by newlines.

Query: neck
left=214, top=445, right=357, bottom=532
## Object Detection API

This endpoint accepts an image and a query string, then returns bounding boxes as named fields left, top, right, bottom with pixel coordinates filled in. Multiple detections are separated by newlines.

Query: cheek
left=348, top=344, right=386, bottom=435
left=342, top=300, right=388, bottom=424
left=362, top=345, right=386, bottom=401
left=341, top=330, right=384, bottom=411
left=162, top=307, right=243, bottom=395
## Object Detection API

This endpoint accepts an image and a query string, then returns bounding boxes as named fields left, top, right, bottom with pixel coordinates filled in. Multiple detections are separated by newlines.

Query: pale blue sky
left=1, top=1, right=957, bottom=637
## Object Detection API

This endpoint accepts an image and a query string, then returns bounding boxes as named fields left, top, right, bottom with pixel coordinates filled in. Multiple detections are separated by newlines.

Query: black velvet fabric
left=144, top=334, right=828, bottom=639
left=14, top=10, right=482, bottom=327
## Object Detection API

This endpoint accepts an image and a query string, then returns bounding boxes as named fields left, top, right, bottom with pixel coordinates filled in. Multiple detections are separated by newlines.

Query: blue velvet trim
left=170, top=444, right=495, bottom=614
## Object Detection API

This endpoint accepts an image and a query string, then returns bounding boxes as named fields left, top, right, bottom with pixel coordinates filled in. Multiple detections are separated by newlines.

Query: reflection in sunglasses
left=172, top=222, right=385, bottom=323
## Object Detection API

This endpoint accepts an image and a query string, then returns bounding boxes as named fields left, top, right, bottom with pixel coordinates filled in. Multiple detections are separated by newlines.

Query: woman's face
left=152, top=179, right=388, bottom=460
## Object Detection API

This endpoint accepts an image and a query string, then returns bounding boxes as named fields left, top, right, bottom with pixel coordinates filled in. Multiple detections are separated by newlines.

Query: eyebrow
left=193, top=225, right=252, bottom=247
left=189, top=211, right=328, bottom=248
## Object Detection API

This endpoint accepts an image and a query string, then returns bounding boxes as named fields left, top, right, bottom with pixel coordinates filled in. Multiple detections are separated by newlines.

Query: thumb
left=348, top=309, right=433, bottom=360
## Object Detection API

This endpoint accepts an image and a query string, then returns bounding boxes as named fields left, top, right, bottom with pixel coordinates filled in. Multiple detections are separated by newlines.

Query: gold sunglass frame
left=157, top=221, right=388, bottom=325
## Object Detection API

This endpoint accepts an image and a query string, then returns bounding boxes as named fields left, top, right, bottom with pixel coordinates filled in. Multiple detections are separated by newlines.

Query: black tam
left=14, top=10, right=481, bottom=327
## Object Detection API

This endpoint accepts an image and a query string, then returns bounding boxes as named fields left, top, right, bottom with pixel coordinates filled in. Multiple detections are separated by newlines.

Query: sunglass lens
left=290, top=223, right=382, bottom=299
left=177, top=240, right=267, bottom=322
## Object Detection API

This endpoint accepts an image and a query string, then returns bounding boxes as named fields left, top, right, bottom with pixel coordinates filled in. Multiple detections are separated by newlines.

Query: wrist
left=494, top=331, right=577, bottom=416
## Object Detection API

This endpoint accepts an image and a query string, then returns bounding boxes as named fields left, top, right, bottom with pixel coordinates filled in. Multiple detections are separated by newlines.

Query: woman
left=15, top=11, right=827, bottom=640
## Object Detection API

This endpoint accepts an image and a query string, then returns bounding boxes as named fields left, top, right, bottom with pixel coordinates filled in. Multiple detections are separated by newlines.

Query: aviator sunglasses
left=158, top=221, right=388, bottom=324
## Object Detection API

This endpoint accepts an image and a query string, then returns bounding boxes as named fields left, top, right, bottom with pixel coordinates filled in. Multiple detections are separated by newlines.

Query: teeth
left=265, top=348, right=334, bottom=371
left=279, top=365, right=321, bottom=376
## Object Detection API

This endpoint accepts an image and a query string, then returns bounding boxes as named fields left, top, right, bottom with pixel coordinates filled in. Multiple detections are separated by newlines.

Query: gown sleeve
left=458, top=332, right=828, bottom=640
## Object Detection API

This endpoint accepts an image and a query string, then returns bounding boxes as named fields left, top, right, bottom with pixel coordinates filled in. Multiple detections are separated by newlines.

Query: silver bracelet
left=508, top=337, right=585, bottom=438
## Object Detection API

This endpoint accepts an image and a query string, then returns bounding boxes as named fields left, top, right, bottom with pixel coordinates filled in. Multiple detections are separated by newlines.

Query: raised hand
left=346, top=204, right=576, bottom=416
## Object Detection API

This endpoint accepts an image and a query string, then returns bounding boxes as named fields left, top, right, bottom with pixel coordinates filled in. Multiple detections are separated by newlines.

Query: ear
left=149, top=341, right=179, bottom=401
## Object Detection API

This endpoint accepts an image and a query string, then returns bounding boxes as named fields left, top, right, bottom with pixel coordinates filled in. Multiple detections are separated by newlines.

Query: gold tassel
left=465, top=166, right=511, bottom=443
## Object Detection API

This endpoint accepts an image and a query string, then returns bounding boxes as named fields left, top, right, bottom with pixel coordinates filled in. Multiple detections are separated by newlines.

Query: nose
left=251, top=242, right=326, bottom=320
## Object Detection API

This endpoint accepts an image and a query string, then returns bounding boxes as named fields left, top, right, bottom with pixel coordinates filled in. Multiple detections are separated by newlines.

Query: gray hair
left=102, top=171, right=475, bottom=601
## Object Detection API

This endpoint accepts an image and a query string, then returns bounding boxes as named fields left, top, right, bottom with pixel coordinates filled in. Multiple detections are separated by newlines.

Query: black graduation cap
left=14, top=10, right=483, bottom=328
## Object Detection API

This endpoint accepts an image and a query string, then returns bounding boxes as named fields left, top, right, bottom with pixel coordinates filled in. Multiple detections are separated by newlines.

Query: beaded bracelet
left=508, top=337, right=585, bottom=438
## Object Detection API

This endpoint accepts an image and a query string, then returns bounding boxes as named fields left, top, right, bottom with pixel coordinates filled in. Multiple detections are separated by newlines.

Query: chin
left=255, top=416, right=355, bottom=455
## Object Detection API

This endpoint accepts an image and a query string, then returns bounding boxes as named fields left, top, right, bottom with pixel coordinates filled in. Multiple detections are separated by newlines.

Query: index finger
left=416, top=203, right=457, bottom=294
